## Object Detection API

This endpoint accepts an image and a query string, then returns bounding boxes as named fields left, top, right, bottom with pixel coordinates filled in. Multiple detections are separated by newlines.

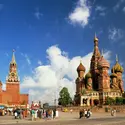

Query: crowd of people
left=30, top=109, right=58, bottom=121
left=14, top=108, right=27, bottom=119
left=79, top=109, right=92, bottom=119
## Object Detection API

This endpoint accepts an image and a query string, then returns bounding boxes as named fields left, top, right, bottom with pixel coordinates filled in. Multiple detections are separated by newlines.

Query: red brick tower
left=98, top=53, right=110, bottom=92
left=90, top=34, right=101, bottom=90
left=6, top=50, right=20, bottom=105
left=76, top=61, right=86, bottom=95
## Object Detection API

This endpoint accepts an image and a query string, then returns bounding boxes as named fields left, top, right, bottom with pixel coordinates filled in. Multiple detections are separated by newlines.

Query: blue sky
left=0, top=0, right=125, bottom=103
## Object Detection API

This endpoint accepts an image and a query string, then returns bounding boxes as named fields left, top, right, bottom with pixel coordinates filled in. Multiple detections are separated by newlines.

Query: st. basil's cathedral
left=75, top=35, right=124, bottom=106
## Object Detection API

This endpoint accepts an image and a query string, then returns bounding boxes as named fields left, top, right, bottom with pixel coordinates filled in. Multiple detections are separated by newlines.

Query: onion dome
left=111, top=55, right=124, bottom=73
left=85, top=71, right=92, bottom=79
left=77, top=61, right=85, bottom=72
left=98, top=56, right=110, bottom=68
left=110, top=73, right=117, bottom=78
left=111, top=63, right=124, bottom=73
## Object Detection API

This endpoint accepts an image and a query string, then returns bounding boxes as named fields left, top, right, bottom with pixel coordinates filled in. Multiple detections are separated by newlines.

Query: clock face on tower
left=11, top=73, right=15, bottom=77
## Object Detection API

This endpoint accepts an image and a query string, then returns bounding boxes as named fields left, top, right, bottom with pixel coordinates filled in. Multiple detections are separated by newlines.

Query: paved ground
left=0, top=112, right=125, bottom=125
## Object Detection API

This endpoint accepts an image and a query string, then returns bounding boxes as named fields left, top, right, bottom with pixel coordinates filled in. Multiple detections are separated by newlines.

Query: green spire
left=11, top=49, right=16, bottom=64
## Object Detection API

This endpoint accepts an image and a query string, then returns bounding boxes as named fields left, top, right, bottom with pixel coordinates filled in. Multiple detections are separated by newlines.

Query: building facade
left=0, top=50, right=28, bottom=107
left=75, top=35, right=124, bottom=106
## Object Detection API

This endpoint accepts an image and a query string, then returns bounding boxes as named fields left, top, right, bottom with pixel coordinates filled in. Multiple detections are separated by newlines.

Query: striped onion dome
left=98, top=56, right=110, bottom=68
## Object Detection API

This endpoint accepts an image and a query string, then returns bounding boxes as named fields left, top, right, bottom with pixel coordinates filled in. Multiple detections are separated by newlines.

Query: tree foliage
left=58, top=87, right=72, bottom=106
left=116, top=97, right=123, bottom=105
left=105, top=96, right=115, bottom=105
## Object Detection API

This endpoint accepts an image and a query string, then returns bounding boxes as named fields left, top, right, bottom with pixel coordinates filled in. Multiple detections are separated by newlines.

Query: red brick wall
left=6, top=83, right=20, bottom=104
left=20, top=94, right=29, bottom=104
left=0, top=93, right=2, bottom=103
left=1, top=92, right=12, bottom=104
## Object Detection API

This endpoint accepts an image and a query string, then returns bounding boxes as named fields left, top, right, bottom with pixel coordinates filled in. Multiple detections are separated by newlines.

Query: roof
left=77, top=61, right=85, bottom=72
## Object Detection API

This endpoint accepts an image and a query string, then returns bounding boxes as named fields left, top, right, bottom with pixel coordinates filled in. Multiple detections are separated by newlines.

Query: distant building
left=0, top=50, right=28, bottom=107
left=75, top=34, right=124, bottom=106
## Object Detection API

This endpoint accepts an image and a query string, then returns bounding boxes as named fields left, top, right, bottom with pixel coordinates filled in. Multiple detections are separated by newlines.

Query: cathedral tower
left=98, top=53, right=110, bottom=92
left=76, top=61, right=86, bottom=95
left=90, top=34, right=101, bottom=90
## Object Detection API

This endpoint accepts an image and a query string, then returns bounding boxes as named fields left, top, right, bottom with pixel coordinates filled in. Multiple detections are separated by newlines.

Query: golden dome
left=77, top=61, right=85, bottom=72
left=110, top=73, right=117, bottom=78
left=85, top=71, right=92, bottom=79
left=98, top=56, right=110, bottom=68
left=111, top=55, right=124, bottom=73
left=111, top=62, right=124, bottom=73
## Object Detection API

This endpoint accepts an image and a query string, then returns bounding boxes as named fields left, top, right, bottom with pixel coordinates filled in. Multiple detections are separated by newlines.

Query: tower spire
left=80, top=60, right=82, bottom=63
left=11, top=49, right=16, bottom=64
left=101, top=49, right=103, bottom=56
left=94, top=32, right=98, bottom=42
left=116, top=54, right=118, bottom=62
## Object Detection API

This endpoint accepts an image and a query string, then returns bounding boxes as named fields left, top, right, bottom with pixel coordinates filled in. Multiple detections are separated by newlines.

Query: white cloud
left=21, top=45, right=111, bottom=104
left=21, top=53, right=31, bottom=65
left=95, top=6, right=106, bottom=11
left=108, top=27, right=124, bottom=42
left=38, top=60, right=42, bottom=65
left=68, top=0, right=91, bottom=27
left=113, top=0, right=125, bottom=12
left=123, top=7, right=125, bottom=12
left=95, top=5, right=106, bottom=16
left=2, top=83, right=6, bottom=91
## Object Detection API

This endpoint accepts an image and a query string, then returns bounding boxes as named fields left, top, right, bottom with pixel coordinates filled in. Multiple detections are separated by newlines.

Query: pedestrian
left=86, top=109, right=91, bottom=118
left=53, top=109, right=56, bottom=119
left=84, top=109, right=87, bottom=118
left=31, top=109, right=35, bottom=121
left=70, top=109, right=73, bottom=114
left=111, top=109, right=114, bottom=116
left=79, top=109, right=83, bottom=119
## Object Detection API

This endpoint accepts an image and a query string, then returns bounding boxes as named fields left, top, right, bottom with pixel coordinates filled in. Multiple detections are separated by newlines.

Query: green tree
left=105, top=96, right=115, bottom=105
left=116, top=97, right=123, bottom=105
left=58, top=87, right=72, bottom=106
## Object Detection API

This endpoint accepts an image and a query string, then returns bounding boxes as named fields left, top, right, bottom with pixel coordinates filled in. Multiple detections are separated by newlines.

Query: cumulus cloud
left=38, top=60, right=42, bottom=65
left=21, top=53, right=31, bottom=65
left=2, top=83, right=6, bottom=91
left=21, top=45, right=111, bottom=104
left=68, top=0, right=91, bottom=27
left=108, top=27, right=124, bottom=42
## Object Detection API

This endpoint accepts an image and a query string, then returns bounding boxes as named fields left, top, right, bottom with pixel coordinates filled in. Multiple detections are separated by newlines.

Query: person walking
left=79, top=109, right=83, bottom=119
